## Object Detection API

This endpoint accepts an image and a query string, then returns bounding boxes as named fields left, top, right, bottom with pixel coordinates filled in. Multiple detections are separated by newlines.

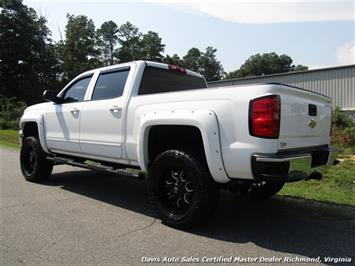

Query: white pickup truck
left=19, top=61, right=338, bottom=228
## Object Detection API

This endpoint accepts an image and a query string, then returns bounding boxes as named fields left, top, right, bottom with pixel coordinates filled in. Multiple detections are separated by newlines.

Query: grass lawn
left=279, top=159, right=355, bottom=206
left=0, top=129, right=20, bottom=149
left=1, top=129, right=354, bottom=206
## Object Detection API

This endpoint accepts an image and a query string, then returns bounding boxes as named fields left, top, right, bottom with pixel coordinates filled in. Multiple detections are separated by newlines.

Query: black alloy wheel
left=148, top=150, right=219, bottom=229
left=20, top=136, right=53, bottom=182
left=159, top=169, right=194, bottom=215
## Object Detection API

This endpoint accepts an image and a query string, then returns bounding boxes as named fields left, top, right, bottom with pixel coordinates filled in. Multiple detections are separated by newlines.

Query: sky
left=24, top=0, right=355, bottom=72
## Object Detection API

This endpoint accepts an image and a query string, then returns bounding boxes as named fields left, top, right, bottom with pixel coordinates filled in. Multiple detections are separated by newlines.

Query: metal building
left=208, top=64, right=355, bottom=111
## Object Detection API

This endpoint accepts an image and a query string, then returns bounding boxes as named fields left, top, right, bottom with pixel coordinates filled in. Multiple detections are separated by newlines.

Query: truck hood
left=24, top=102, right=53, bottom=112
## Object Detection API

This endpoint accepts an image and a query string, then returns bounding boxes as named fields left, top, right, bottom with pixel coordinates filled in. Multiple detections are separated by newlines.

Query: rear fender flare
left=137, top=109, right=230, bottom=183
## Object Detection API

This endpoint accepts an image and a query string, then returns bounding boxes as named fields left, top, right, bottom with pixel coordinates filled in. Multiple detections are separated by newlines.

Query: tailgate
left=278, top=85, right=332, bottom=150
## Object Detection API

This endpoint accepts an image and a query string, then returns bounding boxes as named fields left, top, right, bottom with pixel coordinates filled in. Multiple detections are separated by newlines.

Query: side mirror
left=43, top=90, right=62, bottom=104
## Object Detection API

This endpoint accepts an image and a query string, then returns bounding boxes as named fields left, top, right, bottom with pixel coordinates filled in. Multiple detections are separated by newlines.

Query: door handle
left=109, top=105, right=122, bottom=113
left=70, top=108, right=79, bottom=114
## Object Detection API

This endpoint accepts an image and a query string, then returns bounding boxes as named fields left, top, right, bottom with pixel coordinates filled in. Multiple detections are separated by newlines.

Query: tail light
left=249, top=95, right=280, bottom=139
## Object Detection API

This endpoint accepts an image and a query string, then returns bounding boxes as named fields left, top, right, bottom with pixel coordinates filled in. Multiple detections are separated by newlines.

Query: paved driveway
left=1, top=148, right=354, bottom=265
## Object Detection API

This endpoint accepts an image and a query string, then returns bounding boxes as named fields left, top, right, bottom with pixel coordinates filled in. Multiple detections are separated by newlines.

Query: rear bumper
left=251, top=146, right=339, bottom=182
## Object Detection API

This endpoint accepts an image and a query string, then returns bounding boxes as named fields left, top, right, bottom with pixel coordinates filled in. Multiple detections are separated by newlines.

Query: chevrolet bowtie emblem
left=308, top=119, right=317, bottom=128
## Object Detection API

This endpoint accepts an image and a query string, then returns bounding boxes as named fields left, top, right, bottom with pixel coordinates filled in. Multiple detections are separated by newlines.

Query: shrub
left=332, top=107, right=354, bottom=128
left=0, top=118, right=9, bottom=129
left=331, top=127, right=355, bottom=148
left=343, top=127, right=355, bottom=146
left=0, top=97, right=26, bottom=130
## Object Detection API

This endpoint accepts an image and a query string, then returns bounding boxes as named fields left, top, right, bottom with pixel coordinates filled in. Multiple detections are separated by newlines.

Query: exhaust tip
left=307, top=171, right=322, bottom=181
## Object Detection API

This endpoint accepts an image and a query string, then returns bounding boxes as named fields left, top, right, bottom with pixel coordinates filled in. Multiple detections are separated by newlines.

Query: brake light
left=168, top=64, right=186, bottom=74
left=249, top=95, right=280, bottom=139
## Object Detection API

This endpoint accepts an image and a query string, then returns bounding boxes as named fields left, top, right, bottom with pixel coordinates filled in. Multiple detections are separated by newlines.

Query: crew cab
left=19, top=61, right=338, bottom=228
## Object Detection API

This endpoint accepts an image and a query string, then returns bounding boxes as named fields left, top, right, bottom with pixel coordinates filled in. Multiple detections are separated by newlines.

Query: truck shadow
left=47, top=169, right=355, bottom=261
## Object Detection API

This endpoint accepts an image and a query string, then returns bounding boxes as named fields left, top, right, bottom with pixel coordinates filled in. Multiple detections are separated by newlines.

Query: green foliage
left=0, top=0, right=59, bottom=104
left=61, top=14, right=102, bottom=81
left=116, top=22, right=165, bottom=63
left=225, top=52, right=308, bottom=79
left=330, top=108, right=355, bottom=149
left=97, top=20, right=119, bottom=66
left=140, top=31, right=165, bottom=62
left=293, top=64, right=308, bottom=71
left=332, top=107, right=354, bottom=128
left=199, top=46, right=225, bottom=81
left=343, top=127, right=355, bottom=146
left=116, top=22, right=143, bottom=62
left=162, top=54, right=184, bottom=66
left=183, top=48, right=202, bottom=72
left=0, top=97, right=26, bottom=129
left=165, top=46, right=224, bottom=81
left=331, top=127, right=355, bottom=148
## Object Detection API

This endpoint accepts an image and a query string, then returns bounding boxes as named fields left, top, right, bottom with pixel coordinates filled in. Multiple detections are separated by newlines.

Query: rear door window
left=91, top=69, right=130, bottom=101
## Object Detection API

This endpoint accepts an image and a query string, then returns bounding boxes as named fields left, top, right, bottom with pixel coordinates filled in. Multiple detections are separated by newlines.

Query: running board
left=46, top=156, right=144, bottom=179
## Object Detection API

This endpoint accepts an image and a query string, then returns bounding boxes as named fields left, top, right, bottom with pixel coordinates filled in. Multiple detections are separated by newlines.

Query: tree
left=141, top=31, right=165, bottom=62
left=116, top=22, right=166, bottom=63
left=163, top=54, right=184, bottom=66
left=117, top=21, right=142, bottom=62
left=199, top=46, right=224, bottom=81
left=183, top=48, right=202, bottom=72
left=293, top=64, right=308, bottom=71
left=61, top=14, right=101, bottom=81
left=226, top=52, right=308, bottom=79
left=97, top=21, right=119, bottom=66
left=181, top=47, right=224, bottom=81
left=0, top=0, right=59, bottom=104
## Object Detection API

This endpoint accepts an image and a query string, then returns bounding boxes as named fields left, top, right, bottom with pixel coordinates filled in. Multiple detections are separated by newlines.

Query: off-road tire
left=147, top=150, right=219, bottom=229
left=20, top=136, right=53, bottom=182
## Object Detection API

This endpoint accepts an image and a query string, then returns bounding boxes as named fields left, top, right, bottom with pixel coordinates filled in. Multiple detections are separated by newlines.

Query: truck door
left=44, top=75, right=93, bottom=154
left=79, top=67, right=130, bottom=160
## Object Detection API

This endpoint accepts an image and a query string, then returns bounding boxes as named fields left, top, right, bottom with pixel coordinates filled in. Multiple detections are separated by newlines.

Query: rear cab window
left=138, top=65, right=207, bottom=95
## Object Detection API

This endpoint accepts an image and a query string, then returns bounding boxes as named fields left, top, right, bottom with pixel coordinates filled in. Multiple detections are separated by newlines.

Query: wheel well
left=23, top=122, right=39, bottom=138
left=147, top=125, right=206, bottom=166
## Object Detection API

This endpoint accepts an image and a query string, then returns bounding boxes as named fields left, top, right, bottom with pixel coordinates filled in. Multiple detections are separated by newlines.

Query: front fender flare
left=20, top=114, right=50, bottom=154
